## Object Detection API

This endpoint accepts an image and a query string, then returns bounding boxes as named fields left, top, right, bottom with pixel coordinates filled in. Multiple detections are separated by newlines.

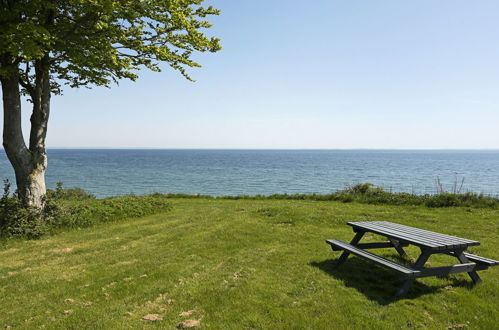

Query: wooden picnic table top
left=348, top=221, right=480, bottom=251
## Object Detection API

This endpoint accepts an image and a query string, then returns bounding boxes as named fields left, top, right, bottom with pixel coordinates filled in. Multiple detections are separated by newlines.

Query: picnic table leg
left=335, top=231, right=365, bottom=266
left=454, top=251, right=482, bottom=284
left=388, top=238, right=407, bottom=257
left=396, top=249, right=432, bottom=296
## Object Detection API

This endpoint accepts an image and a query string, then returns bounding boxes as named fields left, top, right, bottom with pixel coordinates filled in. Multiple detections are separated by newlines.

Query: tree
left=0, top=0, right=221, bottom=207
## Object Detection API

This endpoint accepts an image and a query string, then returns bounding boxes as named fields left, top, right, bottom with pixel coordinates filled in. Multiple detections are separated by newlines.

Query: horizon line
left=3, top=147, right=497, bottom=151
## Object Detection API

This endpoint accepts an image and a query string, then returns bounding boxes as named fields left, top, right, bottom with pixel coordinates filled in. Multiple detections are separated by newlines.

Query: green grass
left=1, top=198, right=498, bottom=329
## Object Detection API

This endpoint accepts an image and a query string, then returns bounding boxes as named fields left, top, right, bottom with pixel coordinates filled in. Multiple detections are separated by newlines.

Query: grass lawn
left=1, top=198, right=498, bottom=329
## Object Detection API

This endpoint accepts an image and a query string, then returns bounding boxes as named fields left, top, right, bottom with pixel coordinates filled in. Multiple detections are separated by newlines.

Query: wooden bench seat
left=326, top=239, right=419, bottom=278
left=449, top=252, right=499, bottom=266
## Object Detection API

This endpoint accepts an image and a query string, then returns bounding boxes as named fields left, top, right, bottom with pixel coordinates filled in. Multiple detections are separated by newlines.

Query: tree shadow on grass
left=310, top=257, right=474, bottom=305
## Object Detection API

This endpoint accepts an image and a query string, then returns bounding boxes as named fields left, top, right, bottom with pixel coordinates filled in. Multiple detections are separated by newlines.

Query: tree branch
left=1, top=62, right=29, bottom=163
left=29, top=55, right=50, bottom=152
left=18, top=61, right=34, bottom=96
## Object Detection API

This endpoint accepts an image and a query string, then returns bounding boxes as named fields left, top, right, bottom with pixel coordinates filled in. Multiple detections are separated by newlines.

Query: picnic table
left=326, top=221, right=499, bottom=296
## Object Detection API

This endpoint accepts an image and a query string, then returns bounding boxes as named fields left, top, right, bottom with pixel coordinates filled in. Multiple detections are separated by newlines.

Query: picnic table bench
left=326, top=221, right=499, bottom=296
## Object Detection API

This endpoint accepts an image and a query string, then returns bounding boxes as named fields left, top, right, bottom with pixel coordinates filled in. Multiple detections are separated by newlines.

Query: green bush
left=339, top=183, right=378, bottom=194
left=0, top=181, right=54, bottom=239
left=46, top=181, right=96, bottom=200
left=157, top=183, right=499, bottom=209
left=0, top=182, right=172, bottom=239
left=424, top=192, right=498, bottom=208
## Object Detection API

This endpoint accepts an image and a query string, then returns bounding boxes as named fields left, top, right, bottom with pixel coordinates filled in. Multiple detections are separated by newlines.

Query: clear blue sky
left=20, top=0, right=499, bottom=148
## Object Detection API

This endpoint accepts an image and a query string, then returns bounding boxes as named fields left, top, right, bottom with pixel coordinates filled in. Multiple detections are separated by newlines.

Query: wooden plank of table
left=376, top=221, right=479, bottom=246
left=415, top=263, right=477, bottom=278
left=348, top=221, right=480, bottom=250
left=350, top=221, right=442, bottom=248
left=356, top=242, right=409, bottom=250
left=348, top=221, right=445, bottom=250
left=372, top=221, right=473, bottom=249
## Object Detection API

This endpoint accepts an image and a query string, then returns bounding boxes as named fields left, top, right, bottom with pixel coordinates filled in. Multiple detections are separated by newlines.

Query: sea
left=0, top=149, right=498, bottom=198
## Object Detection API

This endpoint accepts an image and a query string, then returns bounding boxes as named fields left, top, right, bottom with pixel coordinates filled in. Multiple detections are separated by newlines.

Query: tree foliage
left=1, top=0, right=221, bottom=93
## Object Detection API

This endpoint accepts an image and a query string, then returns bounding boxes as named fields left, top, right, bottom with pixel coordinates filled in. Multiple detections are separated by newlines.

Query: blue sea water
left=0, top=149, right=498, bottom=198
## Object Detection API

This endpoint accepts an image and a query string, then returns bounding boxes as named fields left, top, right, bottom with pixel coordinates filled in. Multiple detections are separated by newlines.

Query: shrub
left=0, top=182, right=172, bottom=239
left=46, top=182, right=96, bottom=200
left=0, top=181, right=55, bottom=239
left=425, top=193, right=460, bottom=208
left=339, top=183, right=377, bottom=194
left=162, top=183, right=499, bottom=209
left=424, top=192, right=498, bottom=208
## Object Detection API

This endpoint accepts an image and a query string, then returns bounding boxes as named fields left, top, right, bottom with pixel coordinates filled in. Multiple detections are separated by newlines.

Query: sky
left=15, top=0, right=499, bottom=149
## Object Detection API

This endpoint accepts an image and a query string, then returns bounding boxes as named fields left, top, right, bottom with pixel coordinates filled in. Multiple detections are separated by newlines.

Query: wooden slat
left=348, top=221, right=480, bottom=250
left=449, top=252, right=499, bottom=266
left=356, top=242, right=409, bottom=250
left=374, top=222, right=459, bottom=248
left=381, top=221, right=478, bottom=244
left=348, top=222, right=444, bottom=250
left=415, top=263, right=477, bottom=278
left=372, top=222, right=469, bottom=249
left=326, top=239, right=419, bottom=277
left=376, top=221, right=479, bottom=247
left=330, top=242, right=399, bottom=251
left=376, top=221, right=469, bottom=244
left=360, top=224, right=443, bottom=250
left=369, top=221, right=468, bottom=246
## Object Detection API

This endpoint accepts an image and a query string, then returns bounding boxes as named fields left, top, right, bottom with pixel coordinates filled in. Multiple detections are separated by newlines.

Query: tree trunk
left=15, top=157, right=48, bottom=208
left=1, top=58, right=49, bottom=208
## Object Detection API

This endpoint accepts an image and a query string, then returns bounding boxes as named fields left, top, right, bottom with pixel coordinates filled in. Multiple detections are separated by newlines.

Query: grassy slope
left=1, top=199, right=498, bottom=329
